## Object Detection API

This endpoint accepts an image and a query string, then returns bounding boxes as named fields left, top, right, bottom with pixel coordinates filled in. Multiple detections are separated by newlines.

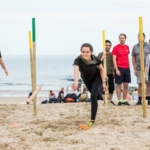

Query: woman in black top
left=73, top=43, right=107, bottom=127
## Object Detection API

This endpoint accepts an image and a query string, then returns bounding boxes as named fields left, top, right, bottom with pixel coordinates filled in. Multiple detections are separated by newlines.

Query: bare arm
left=132, top=56, right=136, bottom=71
left=113, top=55, right=121, bottom=76
left=98, top=64, right=105, bottom=83
left=128, top=57, right=130, bottom=68
left=98, top=64, right=107, bottom=91
left=0, top=58, right=8, bottom=75
left=132, top=56, right=137, bottom=76
left=73, top=65, right=79, bottom=89
left=112, top=55, right=118, bottom=70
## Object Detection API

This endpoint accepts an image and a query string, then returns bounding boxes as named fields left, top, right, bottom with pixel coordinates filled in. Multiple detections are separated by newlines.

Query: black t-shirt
left=73, top=55, right=102, bottom=82
left=57, top=90, right=64, bottom=100
left=0, top=51, right=2, bottom=58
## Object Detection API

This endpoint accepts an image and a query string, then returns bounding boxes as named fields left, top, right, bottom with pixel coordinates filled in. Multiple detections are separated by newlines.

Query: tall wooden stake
left=102, top=31, right=108, bottom=105
left=32, top=18, right=37, bottom=116
left=28, top=31, right=34, bottom=93
left=139, top=17, right=146, bottom=118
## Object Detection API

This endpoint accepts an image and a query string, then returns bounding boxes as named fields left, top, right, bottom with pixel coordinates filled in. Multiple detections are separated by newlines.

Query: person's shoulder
left=132, top=43, right=138, bottom=48
left=113, top=44, right=120, bottom=49
left=98, top=52, right=103, bottom=56
left=93, top=55, right=100, bottom=60
left=145, top=42, right=150, bottom=47
left=124, top=44, right=129, bottom=47
left=93, top=55, right=102, bottom=64
left=74, top=55, right=81, bottom=61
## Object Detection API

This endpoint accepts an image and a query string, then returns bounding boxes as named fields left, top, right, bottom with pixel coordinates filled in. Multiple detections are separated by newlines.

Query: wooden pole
left=102, top=31, right=108, bottom=105
left=28, top=31, right=34, bottom=93
left=26, top=86, right=41, bottom=104
left=32, top=18, right=37, bottom=116
left=139, top=17, right=146, bottom=118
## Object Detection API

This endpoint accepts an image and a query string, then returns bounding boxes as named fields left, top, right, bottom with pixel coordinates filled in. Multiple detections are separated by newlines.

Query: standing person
left=0, top=51, right=8, bottom=75
left=98, top=40, right=114, bottom=102
left=112, top=33, right=131, bottom=105
left=132, top=33, right=150, bottom=104
left=72, top=43, right=107, bottom=127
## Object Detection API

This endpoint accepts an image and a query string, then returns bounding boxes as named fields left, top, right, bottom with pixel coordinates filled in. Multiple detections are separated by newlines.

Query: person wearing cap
left=0, top=51, right=8, bottom=75
left=132, top=33, right=150, bottom=105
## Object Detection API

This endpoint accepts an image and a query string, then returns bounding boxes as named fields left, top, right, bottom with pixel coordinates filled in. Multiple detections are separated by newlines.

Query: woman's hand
left=71, top=84, right=78, bottom=90
left=102, top=83, right=107, bottom=92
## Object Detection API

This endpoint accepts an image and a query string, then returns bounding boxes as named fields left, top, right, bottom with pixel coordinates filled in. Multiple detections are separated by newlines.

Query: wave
left=0, top=83, right=31, bottom=86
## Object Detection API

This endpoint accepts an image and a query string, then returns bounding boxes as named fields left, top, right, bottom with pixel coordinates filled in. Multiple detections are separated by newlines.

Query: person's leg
left=108, top=74, right=114, bottom=101
left=123, top=82, right=128, bottom=99
left=116, top=84, right=122, bottom=100
left=114, top=68, right=124, bottom=101
left=146, top=82, right=150, bottom=96
left=122, top=68, right=131, bottom=104
left=146, top=82, right=150, bottom=104
left=90, top=76, right=102, bottom=122
left=137, top=71, right=142, bottom=104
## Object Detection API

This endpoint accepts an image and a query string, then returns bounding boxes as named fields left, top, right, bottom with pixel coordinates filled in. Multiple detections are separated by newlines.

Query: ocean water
left=0, top=55, right=137, bottom=97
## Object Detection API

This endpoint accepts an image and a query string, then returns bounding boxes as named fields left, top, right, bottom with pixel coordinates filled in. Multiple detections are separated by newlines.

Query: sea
left=0, top=55, right=137, bottom=97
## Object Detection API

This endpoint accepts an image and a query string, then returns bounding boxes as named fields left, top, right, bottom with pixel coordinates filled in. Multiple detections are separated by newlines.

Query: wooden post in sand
left=32, top=18, right=37, bottom=116
left=28, top=31, right=34, bottom=93
left=102, top=31, right=108, bottom=105
left=139, top=17, right=146, bottom=118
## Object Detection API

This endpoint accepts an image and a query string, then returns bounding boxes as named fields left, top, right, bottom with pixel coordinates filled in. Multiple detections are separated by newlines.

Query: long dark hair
left=80, top=43, right=93, bottom=52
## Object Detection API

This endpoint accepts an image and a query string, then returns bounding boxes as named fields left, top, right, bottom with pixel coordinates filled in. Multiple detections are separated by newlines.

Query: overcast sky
left=0, top=0, right=150, bottom=55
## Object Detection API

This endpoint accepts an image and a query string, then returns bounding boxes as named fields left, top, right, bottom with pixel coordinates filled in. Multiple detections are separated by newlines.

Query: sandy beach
left=0, top=98, right=150, bottom=150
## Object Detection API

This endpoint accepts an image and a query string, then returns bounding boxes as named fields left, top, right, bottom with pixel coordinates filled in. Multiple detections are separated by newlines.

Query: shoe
left=137, top=100, right=142, bottom=105
left=118, top=100, right=122, bottom=106
left=88, top=121, right=94, bottom=127
left=122, top=100, right=129, bottom=105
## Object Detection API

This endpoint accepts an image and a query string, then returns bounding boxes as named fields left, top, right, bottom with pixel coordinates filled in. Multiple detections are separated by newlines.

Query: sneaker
left=88, top=121, right=94, bottom=127
left=137, top=100, right=142, bottom=105
left=110, top=100, right=118, bottom=106
left=118, top=100, right=122, bottom=106
left=122, top=100, right=129, bottom=105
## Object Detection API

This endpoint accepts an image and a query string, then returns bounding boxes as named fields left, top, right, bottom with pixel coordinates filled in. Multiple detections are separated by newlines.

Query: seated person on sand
left=74, top=87, right=81, bottom=98
left=49, top=90, right=56, bottom=99
left=57, top=87, right=64, bottom=103
left=79, top=88, right=89, bottom=102
left=131, top=88, right=138, bottom=101
left=28, top=92, right=32, bottom=98
left=126, top=88, right=139, bottom=106
left=126, top=92, right=131, bottom=100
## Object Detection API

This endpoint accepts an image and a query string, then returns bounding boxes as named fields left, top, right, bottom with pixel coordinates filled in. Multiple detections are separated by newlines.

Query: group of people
left=48, top=87, right=89, bottom=103
left=1, top=33, right=150, bottom=127
left=73, top=33, right=150, bottom=126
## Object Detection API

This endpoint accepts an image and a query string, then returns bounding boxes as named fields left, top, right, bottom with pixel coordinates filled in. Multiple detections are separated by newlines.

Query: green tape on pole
left=32, top=18, right=36, bottom=42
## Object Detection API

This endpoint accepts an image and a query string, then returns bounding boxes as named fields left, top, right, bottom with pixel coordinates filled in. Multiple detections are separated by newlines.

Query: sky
left=0, top=0, right=150, bottom=55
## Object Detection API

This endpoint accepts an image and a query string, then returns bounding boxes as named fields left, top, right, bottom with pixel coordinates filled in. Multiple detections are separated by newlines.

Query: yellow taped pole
left=26, top=87, right=41, bottom=104
left=139, top=17, right=146, bottom=118
left=28, top=31, right=34, bottom=93
left=102, top=31, right=108, bottom=105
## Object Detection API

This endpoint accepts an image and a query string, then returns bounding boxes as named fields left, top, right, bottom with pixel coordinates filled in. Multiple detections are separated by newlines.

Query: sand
left=0, top=99, right=150, bottom=150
